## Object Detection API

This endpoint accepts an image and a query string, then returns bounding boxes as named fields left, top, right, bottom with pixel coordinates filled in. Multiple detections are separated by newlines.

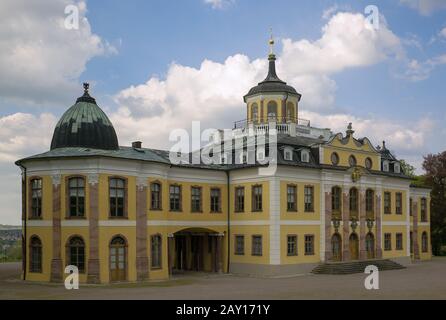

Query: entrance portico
left=168, top=228, right=224, bottom=274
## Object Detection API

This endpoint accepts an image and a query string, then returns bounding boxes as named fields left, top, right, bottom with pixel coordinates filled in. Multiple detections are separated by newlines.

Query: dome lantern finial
left=83, top=82, right=90, bottom=94
left=269, top=27, right=275, bottom=58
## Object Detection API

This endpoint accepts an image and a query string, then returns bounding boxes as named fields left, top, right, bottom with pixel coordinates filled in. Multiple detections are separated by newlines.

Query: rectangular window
left=384, top=233, right=392, bottom=251
left=420, top=198, right=427, bottom=222
left=169, top=185, right=181, bottom=211
left=150, top=182, right=162, bottom=210
left=251, top=235, right=262, bottom=256
left=234, top=235, right=244, bottom=255
left=304, top=186, right=314, bottom=212
left=396, top=233, right=403, bottom=250
left=287, top=235, right=297, bottom=256
left=304, top=235, right=315, bottom=255
left=396, top=193, right=402, bottom=215
left=191, top=186, right=202, bottom=212
left=210, top=188, right=221, bottom=213
left=30, top=178, right=42, bottom=218
left=151, top=235, right=162, bottom=268
left=384, top=192, right=391, bottom=214
left=109, top=178, right=125, bottom=217
left=68, top=177, right=85, bottom=217
left=235, top=187, right=245, bottom=212
left=366, top=189, right=374, bottom=213
left=287, top=185, right=297, bottom=212
left=332, top=187, right=341, bottom=213
left=252, top=185, right=262, bottom=212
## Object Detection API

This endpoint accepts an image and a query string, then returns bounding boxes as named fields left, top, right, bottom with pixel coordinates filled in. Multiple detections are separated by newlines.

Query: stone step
left=311, top=259, right=405, bottom=275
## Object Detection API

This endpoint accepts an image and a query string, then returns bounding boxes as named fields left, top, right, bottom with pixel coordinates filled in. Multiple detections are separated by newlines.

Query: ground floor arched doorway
left=331, top=233, right=342, bottom=261
left=366, top=232, right=375, bottom=259
left=170, top=228, right=223, bottom=274
left=349, top=233, right=359, bottom=260
left=110, top=235, right=127, bottom=282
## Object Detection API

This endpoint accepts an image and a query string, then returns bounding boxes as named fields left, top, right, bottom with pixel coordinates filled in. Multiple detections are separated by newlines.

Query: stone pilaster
left=87, top=174, right=100, bottom=284
left=342, top=192, right=350, bottom=261
left=359, top=190, right=367, bottom=260
left=412, top=201, right=420, bottom=260
left=136, top=177, right=149, bottom=281
left=50, top=174, right=63, bottom=282
left=281, top=98, right=286, bottom=122
left=260, top=99, right=264, bottom=123
left=324, top=191, right=332, bottom=261
left=375, top=194, right=383, bottom=259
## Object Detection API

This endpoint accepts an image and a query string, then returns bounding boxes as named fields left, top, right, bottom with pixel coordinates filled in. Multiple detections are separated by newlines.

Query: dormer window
left=301, top=150, right=310, bottom=163
left=394, top=162, right=401, bottom=174
left=383, top=160, right=389, bottom=172
left=284, top=148, right=293, bottom=161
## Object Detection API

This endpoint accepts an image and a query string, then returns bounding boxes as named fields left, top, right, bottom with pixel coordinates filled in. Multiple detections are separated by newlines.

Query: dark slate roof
left=50, top=84, right=119, bottom=151
left=244, top=55, right=301, bottom=101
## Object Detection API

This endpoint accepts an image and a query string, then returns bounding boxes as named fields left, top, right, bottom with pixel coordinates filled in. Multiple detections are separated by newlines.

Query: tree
left=422, top=152, right=446, bottom=255
left=400, top=159, right=416, bottom=177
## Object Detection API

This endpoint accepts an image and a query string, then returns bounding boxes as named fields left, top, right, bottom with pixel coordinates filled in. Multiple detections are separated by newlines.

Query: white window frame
left=301, top=149, right=310, bottom=163
left=383, top=160, right=389, bottom=172
left=284, top=147, right=293, bottom=161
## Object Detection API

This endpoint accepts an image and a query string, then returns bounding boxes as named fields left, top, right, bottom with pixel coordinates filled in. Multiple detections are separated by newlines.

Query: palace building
left=16, top=39, right=432, bottom=283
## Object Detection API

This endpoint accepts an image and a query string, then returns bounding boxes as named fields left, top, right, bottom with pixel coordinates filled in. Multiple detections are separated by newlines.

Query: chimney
left=132, top=141, right=142, bottom=149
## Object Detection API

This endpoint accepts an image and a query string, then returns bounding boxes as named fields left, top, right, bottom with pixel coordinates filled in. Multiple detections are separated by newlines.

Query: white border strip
left=382, top=221, right=409, bottom=226
left=99, top=220, right=136, bottom=227
left=61, top=220, right=89, bottom=227
left=27, top=220, right=52, bottom=227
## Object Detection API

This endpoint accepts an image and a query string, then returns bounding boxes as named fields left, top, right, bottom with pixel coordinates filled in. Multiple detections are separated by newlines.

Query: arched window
left=422, top=232, right=428, bottom=253
left=151, top=234, right=162, bottom=269
left=286, top=102, right=295, bottom=121
left=349, top=188, right=358, bottom=214
left=110, top=178, right=126, bottom=217
left=301, top=149, right=310, bottom=163
left=349, top=155, right=357, bottom=167
left=251, top=103, right=258, bottom=123
left=30, top=178, right=42, bottom=218
left=67, top=236, right=85, bottom=272
left=366, top=189, right=374, bottom=214
left=29, top=236, right=42, bottom=273
left=366, top=232, right=375, bottom=259
left=332, top=186, right=342, bottom=213
left=383, top=160, right=389, bottom=172
left=68, top=177, right=85, bottom=217
left=267, top=101, right=277, bottom=121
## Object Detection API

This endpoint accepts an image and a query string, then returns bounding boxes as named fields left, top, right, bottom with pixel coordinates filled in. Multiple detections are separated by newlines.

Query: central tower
left=244, top=33, right=301, bottom=125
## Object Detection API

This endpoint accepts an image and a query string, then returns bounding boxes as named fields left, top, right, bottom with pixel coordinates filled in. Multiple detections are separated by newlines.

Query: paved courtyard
left=1, top=258, right=446, bottom=300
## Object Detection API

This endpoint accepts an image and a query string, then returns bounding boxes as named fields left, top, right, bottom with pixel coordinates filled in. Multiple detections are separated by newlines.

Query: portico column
left=87, top=173, right=100, bottom=283
left=342, top=190, right=350, bottom=261
left=50, top=174, right=63, bottom=282
left=359, top=189, right=367, bottom=260
left=375, top=193, right=383, bottom=259
left=136, top=177, right=149, bottom=281
left=216, top=233, right=224, bottom=273
left=324, top=187, right=332, bottom=261
left=412, top=201, right=420, bottom=260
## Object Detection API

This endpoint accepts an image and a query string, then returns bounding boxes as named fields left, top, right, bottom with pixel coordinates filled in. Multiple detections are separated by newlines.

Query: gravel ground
left=1, top=258, right=446, bottom=300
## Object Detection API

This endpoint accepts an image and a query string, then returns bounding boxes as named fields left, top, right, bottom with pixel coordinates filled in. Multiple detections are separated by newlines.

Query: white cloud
left=0, top=0, right=115, bottom=105
left=204, top=0, right=234, bottom=9
left=399, top=0, right=446, bottom=15
left=402, top=54, right=446, bottom=81
left=0, top=113, right=57, bottom=163
left=440, top=26, right=446, bottom=38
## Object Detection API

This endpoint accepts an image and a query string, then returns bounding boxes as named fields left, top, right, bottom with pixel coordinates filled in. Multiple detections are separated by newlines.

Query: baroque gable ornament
left=351, top=167, right=362, bottom=183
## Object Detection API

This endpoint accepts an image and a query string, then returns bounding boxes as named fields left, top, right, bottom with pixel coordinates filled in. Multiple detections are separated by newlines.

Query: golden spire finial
left=269, top=27, right=275, bottom=56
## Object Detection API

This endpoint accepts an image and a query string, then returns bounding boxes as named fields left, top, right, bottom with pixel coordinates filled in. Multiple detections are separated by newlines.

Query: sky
left=1, top=0, right=446, bottom=225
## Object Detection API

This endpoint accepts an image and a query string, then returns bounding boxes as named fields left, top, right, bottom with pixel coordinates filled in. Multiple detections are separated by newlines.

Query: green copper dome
left=50, top=83, right=119, bottom=150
